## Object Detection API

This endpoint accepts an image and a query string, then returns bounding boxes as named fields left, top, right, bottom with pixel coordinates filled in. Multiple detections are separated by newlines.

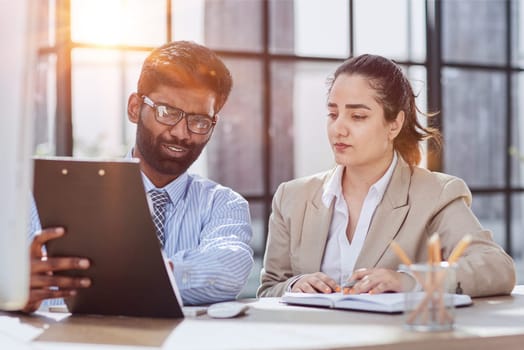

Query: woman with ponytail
left=258, top=54, right=515, bottom=298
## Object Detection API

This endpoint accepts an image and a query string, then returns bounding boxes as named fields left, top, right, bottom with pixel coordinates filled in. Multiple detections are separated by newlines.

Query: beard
left=135, top=118, right=208, bottom=179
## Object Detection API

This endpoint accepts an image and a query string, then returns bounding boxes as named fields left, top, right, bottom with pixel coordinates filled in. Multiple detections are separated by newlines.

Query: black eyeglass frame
left=141, top=95, right=217, bottom=135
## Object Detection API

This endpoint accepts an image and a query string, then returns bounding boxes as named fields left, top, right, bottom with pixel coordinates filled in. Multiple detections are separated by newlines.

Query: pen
left=338, top=280, right=358, bottom=295
left=389, top=241, right=413, bottom=266
left=448, top=234, right=473, bottom=264
left=341, top=280, right=358, bottom=289
left=334, top=280, right=357, bottom=293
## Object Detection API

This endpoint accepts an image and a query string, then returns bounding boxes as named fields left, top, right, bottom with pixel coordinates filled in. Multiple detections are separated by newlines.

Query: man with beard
left=23, top=41, right=254, bottom=312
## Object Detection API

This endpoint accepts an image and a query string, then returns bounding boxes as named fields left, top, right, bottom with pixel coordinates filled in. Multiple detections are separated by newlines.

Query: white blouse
left=320, top=153, right=398, bottom=284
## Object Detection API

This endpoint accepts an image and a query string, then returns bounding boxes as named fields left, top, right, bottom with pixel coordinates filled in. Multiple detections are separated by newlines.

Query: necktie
left=148, top=189, right=170, bottom=247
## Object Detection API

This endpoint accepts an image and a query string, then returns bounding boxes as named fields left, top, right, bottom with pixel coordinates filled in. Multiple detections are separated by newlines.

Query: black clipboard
left=33, top=157, right=184, bottom=318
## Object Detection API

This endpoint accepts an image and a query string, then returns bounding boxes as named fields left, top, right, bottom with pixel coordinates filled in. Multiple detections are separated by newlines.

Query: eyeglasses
left=141, top=95, right=217, bottom=135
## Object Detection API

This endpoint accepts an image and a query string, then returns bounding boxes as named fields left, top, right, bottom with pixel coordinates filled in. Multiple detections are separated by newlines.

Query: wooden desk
left=3, top=286, right=524, bottom=350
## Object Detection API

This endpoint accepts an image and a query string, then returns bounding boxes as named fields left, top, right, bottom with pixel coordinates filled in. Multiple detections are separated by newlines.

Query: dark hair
left=137, top=41, right=233, bottom=112
left=327, top=54, right=441, bottom=167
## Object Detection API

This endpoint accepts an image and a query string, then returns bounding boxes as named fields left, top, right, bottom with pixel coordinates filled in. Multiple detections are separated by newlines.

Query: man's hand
left=23, top=227, right=91, bottom=313
left=291, top=272, right=338, bottom=293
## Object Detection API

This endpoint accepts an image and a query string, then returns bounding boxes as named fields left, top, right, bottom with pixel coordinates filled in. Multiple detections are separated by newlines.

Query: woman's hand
left=23, top=227, right=91, bottom=313
left=291, top=272, right=339, bottom=293
left=348, top=268, right=415, bottom=294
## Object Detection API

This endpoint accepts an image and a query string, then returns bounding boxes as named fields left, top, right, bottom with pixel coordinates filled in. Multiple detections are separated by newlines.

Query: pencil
left=389, top=241, right=413, bottom=266
left=429, top=232, right=442, bottom=264
left=427, top=239, right=434, bottom=264
left=448, top=234, right=473, bottom=264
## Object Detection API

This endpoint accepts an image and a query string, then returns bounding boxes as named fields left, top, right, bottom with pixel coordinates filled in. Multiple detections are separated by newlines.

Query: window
left=34, top=0, right=523, bottom=297
left=439, top=0, right=523, bottom=279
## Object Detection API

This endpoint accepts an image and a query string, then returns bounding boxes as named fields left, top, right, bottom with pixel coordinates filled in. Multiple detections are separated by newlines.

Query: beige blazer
left=258, top=157, right=516, bottom=298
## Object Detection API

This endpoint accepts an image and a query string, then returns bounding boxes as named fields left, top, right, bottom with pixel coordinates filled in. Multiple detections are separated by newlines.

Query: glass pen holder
left=400, top=262, right=456, bottom=332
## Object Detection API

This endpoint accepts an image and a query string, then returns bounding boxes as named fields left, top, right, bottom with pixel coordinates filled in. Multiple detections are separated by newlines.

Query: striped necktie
left=148, top=189, right=170, bottom=247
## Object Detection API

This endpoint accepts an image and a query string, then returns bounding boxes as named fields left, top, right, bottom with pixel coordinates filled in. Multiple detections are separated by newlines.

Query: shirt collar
left=322, top=152, right=398, bottom=208
left=141, top=172, right=189, bottom=206
left=322, top=165, right=345, bottom=208
left=127, top=148, right=189, bottom=205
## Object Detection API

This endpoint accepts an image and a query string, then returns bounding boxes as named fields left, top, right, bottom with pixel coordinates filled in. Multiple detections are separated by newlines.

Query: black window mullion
left=166, top=0, right=172, bottom=42
left=349, top=0, right=354, bottom=57
left=262, top=0, right=271, bottom=244
left=504, top=0, right=513, bottom=256
left=425, top=0, right=443, bottom=172
left=55, top=0, right=73, bottom=156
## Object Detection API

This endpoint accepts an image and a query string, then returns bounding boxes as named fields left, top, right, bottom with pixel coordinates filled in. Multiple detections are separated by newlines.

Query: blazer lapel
left=300, top=178, right=335, bottom=273
left=354, top=158, right=411, bottom=269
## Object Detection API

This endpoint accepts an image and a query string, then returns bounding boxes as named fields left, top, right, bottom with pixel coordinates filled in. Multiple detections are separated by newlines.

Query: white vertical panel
left=0, top=0, right=33, bottom=310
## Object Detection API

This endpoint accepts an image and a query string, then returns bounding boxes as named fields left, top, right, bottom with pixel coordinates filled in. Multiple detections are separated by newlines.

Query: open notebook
left=282, top=292, right=472, bottom=314
left=33, top=157, right=184, bottom=318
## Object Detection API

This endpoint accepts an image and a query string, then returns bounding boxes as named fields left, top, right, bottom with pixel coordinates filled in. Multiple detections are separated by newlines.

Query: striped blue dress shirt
left=30, top=170, right=254, bottom=306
